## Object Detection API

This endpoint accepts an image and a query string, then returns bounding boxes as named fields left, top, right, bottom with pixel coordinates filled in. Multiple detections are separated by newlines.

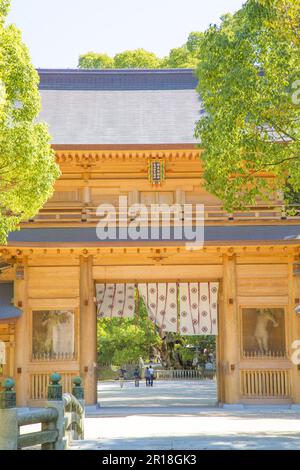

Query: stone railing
left=0, top=373, right=85, bottom=450
left=155, top=368, right=216, bottom=380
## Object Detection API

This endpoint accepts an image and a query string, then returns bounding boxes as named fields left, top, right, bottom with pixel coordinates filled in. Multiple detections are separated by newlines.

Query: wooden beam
left=92, top=264, right=223, bottom=282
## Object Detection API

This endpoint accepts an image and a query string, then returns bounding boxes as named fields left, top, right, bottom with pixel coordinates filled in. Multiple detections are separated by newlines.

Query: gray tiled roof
left=7, top=225, right=300, bottom=244
left=0, top=282, right=22, bottom=320
left=37, top=69, right=201, bottom=145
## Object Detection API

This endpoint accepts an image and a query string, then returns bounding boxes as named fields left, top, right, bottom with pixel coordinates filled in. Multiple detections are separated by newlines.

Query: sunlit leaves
left=195, top=0, right=300, bottom=209
left=78, top=52, right=114, bottom=69
left=78, top=32, right=204, bottom=70
left=97, top=298, right=161, bottom=366
left=0, top=0, right=60, bottom=243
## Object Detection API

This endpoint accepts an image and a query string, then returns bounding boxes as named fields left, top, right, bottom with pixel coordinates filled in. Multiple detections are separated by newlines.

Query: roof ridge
left=37, top=68, right=196, bottom=74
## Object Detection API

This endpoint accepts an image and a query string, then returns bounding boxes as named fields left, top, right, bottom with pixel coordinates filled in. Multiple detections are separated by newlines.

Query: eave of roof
left=0, top=306, right=22, bottom=320
left=0, top=282, right=22, bottom=320
left=6, top=225, right=300, bottom=246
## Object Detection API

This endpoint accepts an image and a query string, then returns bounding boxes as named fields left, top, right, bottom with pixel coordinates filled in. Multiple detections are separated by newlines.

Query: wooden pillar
left=221, top=254, right=240, bottom=404
left=128, top=190, right=139, bottom=205
left=288, top=256, right=300, bottom=403
left=8, top=324, right=15, bottom=378
left=216, top=284, right=225, bottom=403
left=14, top=258, right=29, bottom=407
left=83, top=186, right=91, bottom=205
left=80, top=255, right=97, bottom=405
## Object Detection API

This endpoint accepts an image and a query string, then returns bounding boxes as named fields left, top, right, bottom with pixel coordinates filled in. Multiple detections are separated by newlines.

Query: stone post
left=0, top=378, right=18, bottom=450
left=44, top=373, right=66, bottom=450
left=47, top=372, right=62, bottom=401
left=71, top=376, right=85, bottom=439
left=72, top=376, right=84, bottom=400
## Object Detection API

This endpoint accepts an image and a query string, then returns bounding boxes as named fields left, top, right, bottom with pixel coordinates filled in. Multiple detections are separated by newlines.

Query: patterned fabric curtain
left=179, top=283, right=219, bottom=335
left=138, top=283, right=178, bottom=333
left=96, top=283, right=135, bottom=318
left=95, top=282, right=219, bottom=335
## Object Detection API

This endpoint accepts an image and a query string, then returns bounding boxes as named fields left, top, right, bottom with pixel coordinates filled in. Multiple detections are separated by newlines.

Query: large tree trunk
left=159, top=332, right=183, bottom=368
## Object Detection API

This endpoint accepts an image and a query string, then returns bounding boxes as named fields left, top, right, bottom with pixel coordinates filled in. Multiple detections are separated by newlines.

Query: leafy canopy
left=163, top=32, right=204, bottom=69
left=97, top=294, right=216, bottom=368
left=98, top=296, right=161, bottom=366
left=78, top=52, right=114, bottom=69
left=114, top=49, right=161, bottom=69
left=0, top=0, right=60, bottom=244
left=195, top=0, right=300, bottom=209
left=78, top=33, right=203, bottom=69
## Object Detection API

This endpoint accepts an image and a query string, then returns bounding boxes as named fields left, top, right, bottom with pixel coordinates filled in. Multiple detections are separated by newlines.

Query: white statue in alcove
left=0, top=340, right=6, bottom=365
left=254, top=308, right=279, bottom=354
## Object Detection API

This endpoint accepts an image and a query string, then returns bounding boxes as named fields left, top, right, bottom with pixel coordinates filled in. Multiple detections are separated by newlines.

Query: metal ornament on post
left=72, top=376, right=84, bottom=400
left=47, top=372, right=62, bottom=401
left=0, top=378, right=16, bottom=409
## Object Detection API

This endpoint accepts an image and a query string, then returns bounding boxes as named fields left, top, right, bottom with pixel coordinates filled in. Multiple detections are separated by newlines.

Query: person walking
left=119, top=367, right=126, bottom=388
left=144, top=367, right=150, bottom=386
left=133, top=366, right=141, bottom=387
left=148, top=365, right=155, bottom=387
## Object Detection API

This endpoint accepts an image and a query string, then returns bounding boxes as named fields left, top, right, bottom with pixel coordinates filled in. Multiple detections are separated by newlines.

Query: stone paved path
left=97, top=379, right=218, bottom=408
left=70, top=380, right=300, bottom=450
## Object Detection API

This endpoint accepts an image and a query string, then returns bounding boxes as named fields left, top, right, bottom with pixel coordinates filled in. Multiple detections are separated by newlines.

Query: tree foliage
left=78, top=52, right=114, bottom=69
left=195, top=0, right=300, bottom=209
left=97, top=294, right=216, bottom=368
left=163, top=47, right=197, bottom=69
left=0, top=0, right=60, bottom=243
left=114, top=49, right=161, bottom=69
left=97, top=297, right=161, bottom=366
left=78, top=33, right=203, bottom=70
left=162, top=32, right=203, bottom=68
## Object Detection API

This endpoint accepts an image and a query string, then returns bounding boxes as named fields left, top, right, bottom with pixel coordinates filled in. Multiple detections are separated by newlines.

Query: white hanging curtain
left=138, top=283, right=178, bottom=333
left=95, top=282, right=218, bottom=335
left=179, top=282, right=219, bottom=335
left=96, top=283, right=135, bottom=318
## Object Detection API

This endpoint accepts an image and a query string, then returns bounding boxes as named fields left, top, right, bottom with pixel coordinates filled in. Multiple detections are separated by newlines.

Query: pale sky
left=7, top=0, right=245, bottom=69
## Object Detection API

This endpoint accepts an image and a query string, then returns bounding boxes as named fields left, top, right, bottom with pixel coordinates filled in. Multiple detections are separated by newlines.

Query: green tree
left=163, top=46, right=197, bottom=69
left=195, top=0, right=300, bottom=210
left=97, top=296, right=161, bottom=366
left=78, top=52, right=114, bottom=69
left=161, top=32, right=203, bottom=68
left=78, top=32, right=204, bottom=70
left=79, top=48, right=162, bottom=70
left=0, top=0, right=60, bottom=243
left=113, top=48, right=162, bottom=69
left=97, top=292, right=216, bottom=369
left=186, top=32, right=204, bottom=55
